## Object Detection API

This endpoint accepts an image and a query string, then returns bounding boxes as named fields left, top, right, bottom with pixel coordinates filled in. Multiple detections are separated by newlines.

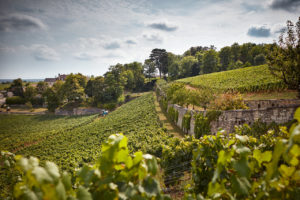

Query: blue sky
left=0, top=0, right=299, bottom=79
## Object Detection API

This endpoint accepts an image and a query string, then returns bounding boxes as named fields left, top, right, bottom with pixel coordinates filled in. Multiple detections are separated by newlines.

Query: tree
left=24, top=86, right=36, bottom=102
left=254, top=54, right=266, bottom=65
left=203, top=49, right=220, bottom=74
left=188, top=90, right=201, bottom=110
left=85, top=79, right=94, bottom=97
left=149, top=49, right=168, bottom=78
left=36, top=81, right=48, bottom=95
left=267, top=17, right=300, bottom=98
left=10, top=78, right=24, bottom=97
left=219, top=46, right=232, bottom=71
left=231, top=42, right=240, bottom=62
left=143, top=59, right=156, bottom=81
left=62, top=74, right=86, bottom=102
left=179, top=56, right=198, bottom=77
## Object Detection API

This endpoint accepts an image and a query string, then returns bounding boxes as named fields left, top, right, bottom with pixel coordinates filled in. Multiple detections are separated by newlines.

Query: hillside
left=176, top=65, right=287, bottom=93
left=1, top=93, right=170, bottom=171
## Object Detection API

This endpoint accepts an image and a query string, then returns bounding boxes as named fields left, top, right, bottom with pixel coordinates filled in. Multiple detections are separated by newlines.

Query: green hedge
left=6, top=96, right=26, bottom=105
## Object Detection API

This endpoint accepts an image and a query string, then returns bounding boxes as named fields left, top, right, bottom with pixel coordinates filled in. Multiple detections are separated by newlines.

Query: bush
left=210, top=93, right=248, bottom=110
left=5, top=96, right=26, bottom=105
left=102, top=102, right=117, bottom=110
left=30, top=96, right=44, bottom=106
left=182, top=111, right=191, bottom=133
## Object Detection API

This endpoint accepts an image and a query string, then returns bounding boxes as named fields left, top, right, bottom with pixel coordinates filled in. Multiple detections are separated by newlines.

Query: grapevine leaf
left=77, top=186, right=92, bottom=200
left=294, top=107, right=300, bottom=122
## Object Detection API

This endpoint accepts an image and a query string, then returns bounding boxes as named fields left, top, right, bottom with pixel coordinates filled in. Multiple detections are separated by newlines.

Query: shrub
left=5, top=96, right=26, bottom=105
left=210, top=93, right=248, bottom=110
left=30, top=96, right=44, bottom=106
left=182, top=111, right=191, bottom=133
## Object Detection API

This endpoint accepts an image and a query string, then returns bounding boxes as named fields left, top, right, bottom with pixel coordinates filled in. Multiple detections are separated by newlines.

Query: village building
left=44, top=74, right=68, bottom=86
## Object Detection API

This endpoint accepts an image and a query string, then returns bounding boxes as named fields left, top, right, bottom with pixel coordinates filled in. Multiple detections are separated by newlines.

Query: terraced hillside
left=177, top=65, right=287, bottom=93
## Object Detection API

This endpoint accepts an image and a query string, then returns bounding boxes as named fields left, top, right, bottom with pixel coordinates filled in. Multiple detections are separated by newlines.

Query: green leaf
left=32, top=166, right=53, bottom=184
left=231, top=176, right=250, bottom=196
left=233, top=156, right=250, bottom=178
left=45, top=161, right=60, bottom=181
left=294, top=107, right=300, bottom=122
left=77, top=186, right=92, bottom=200
left=253, top=149, right=272, bottom=167
left=142, top=176, right=160, bottom=197
left=55, top=180, right=66, bottom=200
left=62, top=172, right=72, bottom=191
left=235, top=134, right=249, bottom=143
left=279, top=164, right=295, bottom=177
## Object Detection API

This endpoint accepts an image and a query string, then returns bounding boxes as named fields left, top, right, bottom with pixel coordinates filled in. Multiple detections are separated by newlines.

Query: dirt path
left=153, top=92, right=184, bottom=138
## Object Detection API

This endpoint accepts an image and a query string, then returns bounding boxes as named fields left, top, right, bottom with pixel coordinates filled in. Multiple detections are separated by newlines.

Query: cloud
left=269, top=0, right=300, bottom=12
left=31, top=44, right=60, bottom=61
left=104, top=41, right=121, bottom=49
left=148, top=22, right=178, bottom=32
left=142, top=33, right=163, bottom=43
left=125, top=39, right=137, bottom=45
left=74, top=52, right=97, bottom=60
left=247, top=25, right=271, bottom=37
left=0, top=13, right=46, bottom=32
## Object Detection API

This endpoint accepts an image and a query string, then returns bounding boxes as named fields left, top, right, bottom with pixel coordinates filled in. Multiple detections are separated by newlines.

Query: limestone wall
left=156, top=86, right=300, bottom=135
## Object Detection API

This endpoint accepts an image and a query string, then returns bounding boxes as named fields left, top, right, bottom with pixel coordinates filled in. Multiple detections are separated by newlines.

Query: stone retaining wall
left=55, top=107, right=103, bottom=116
left=157, top=86, right=300, bottom=135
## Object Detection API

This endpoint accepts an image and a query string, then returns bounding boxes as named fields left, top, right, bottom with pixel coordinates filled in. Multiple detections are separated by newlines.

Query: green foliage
left=177, top=65, right=287, bottom=93
left=2, top=94, right=170, bottom=173
left=5, top=96, right=26, bottom=105
left=267, top=17, right=300, bottom=95
left=167, top=106, right=178, bottom=123
left=24, top=86, right=37, bottom=102
left=4, top=134, right=170, bottom=200
left=203, top=49, right=219, bottom=74
left=182, top=112, right=191, bottom=133
left=184, top=108, right=300, bottom=199
left=194, top=113, right=211, bottom=138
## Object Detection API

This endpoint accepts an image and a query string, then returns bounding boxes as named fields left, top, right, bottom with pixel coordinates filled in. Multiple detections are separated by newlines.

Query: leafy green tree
left=188, top=90, right=201, bottom=110
left=10, top=78, right=24, bottom=97
left=149, top=48, right=168, bottom=78
left=231, top=42, right=240, bottom=62
left=36, top=81, right=48, bottom=94
left=24, top=86, right=37, bottom=102
left=62, top=74, right=85, bottom=102
left=267, top=17, right=300, bottom=98
left=254, top=53, right=266, bottom=65
left=172, top=87, right=190, bottom=108
left=143, top=59, right=156, bottom=81
left=203, top=49, right=220, bottom=74
left=179, top=56, right=198, bottom=77
left=219, top=46, right=232, bottom=71
left=84, top=79, right=94, bottom=97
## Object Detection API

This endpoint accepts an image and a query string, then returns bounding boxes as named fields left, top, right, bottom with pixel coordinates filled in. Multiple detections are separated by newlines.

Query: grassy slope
left=0, top=114, right=96, bottom=151
left=13, top=93, right=170, bottom=171
left=177, top=65, right=287, bottom=93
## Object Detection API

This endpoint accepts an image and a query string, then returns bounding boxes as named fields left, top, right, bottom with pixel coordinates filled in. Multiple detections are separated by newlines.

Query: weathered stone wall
left=245, top=99, right=300, bottom=109
left=156, top=85, right=300, bottom=135
left=55, top=107, right=103, bottom=116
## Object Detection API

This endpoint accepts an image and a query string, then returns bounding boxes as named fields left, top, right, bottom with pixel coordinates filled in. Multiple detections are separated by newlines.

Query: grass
left=177, top=65, right=287, bottom=93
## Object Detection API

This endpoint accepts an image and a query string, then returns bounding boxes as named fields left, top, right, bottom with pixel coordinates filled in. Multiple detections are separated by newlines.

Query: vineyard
left=176, top=65, right=288, bottom=93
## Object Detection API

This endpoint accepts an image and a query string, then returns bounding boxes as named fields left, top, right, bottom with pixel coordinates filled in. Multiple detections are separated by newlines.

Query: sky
left=0, top=0, right=299, bottom=79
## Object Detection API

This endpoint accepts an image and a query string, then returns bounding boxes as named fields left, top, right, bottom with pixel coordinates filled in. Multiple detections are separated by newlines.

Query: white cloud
left=30, top=44, right=60, bottom=61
